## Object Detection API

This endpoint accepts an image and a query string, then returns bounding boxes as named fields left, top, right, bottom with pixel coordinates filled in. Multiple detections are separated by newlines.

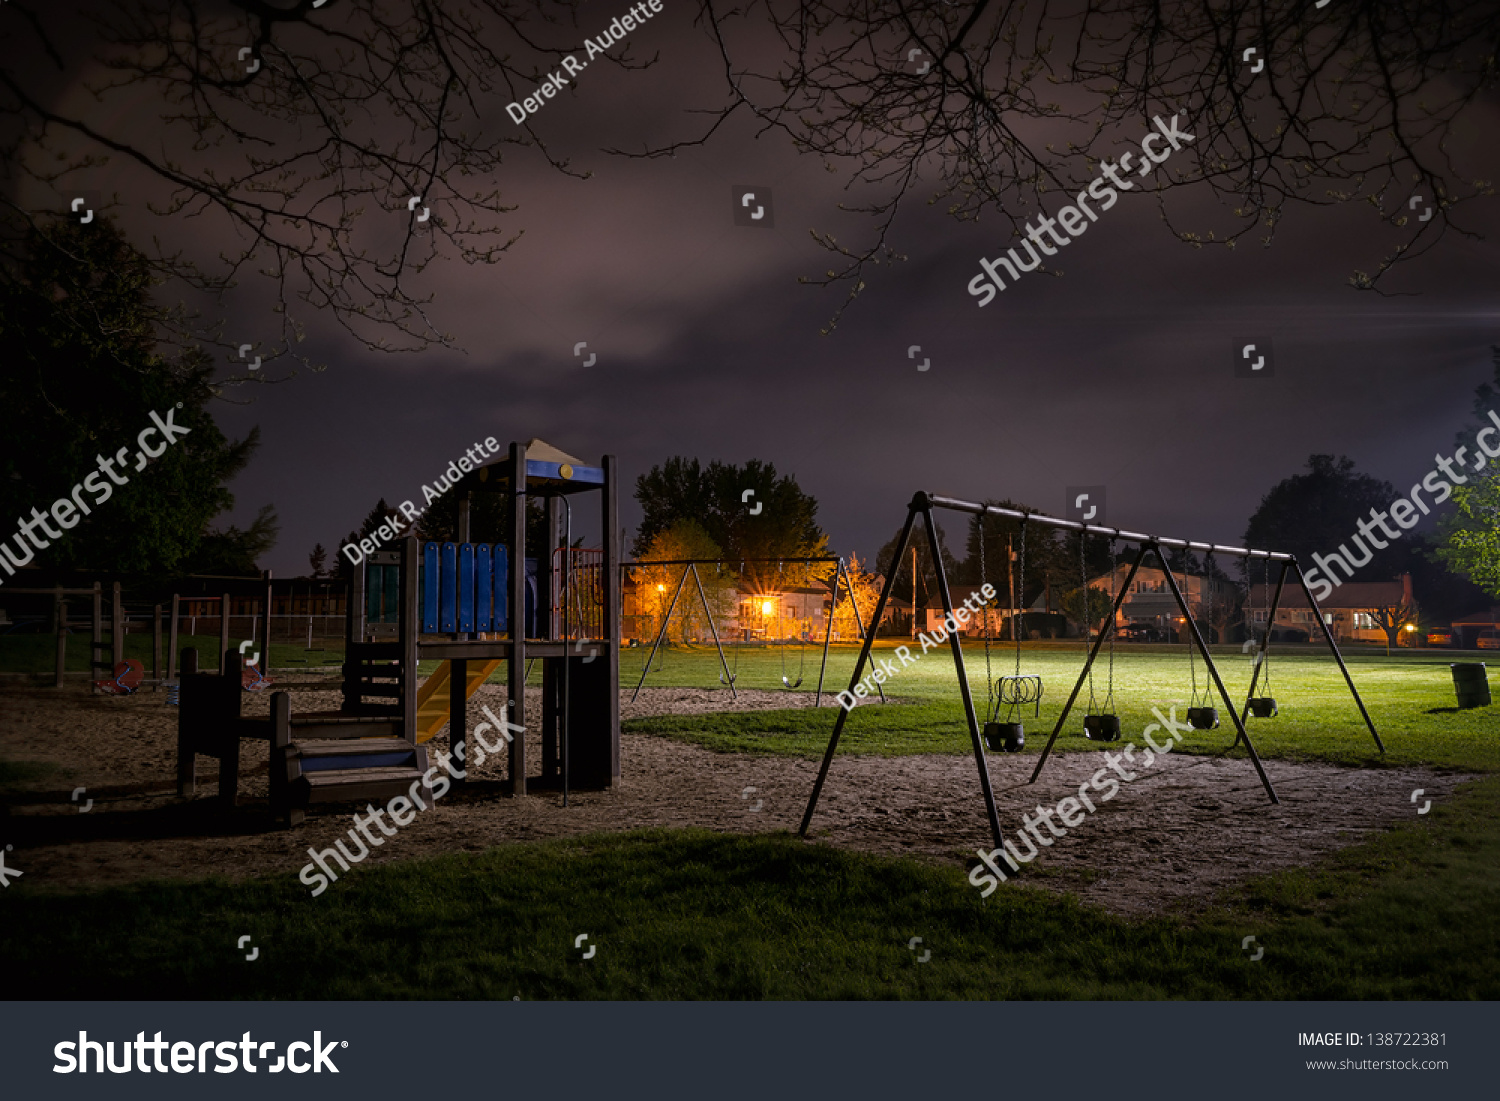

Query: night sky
left=11, top=1, right=1500, bottom=576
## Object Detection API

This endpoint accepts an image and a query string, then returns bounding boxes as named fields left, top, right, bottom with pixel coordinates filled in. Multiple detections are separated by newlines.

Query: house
left=1444, top=606, right=1497, bottom=649
left=1087, top=564, right=1238, bottom=629
left=921, top=587, right=1011, bottom=637
left=621, top=569, right=835, bottom=644
left=1252, top=574, right=1414, bottom=643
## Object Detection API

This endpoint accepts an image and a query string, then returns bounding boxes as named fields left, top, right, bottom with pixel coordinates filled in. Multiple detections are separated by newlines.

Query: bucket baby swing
left=1182, top=551, right=1221, bottom=731
left=1245, top=555, right=1279, bottom=719
left=979, top=517, right=1041, bottom=753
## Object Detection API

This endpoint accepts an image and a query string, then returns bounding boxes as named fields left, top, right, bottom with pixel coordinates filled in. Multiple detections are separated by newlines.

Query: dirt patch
left=0, top=681, right=1474, bottom=915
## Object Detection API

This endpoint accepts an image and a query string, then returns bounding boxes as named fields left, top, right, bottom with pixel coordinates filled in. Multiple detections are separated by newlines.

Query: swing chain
left=1082, top=529, right=1099, bottom=712
left=1259, top=557, right=1273, bottom=692
left=1015, top=518, right=1026, bottom=676
left=1103, top=537, right=1116, bottom=713
left=980, top=518, right=994, bottom=717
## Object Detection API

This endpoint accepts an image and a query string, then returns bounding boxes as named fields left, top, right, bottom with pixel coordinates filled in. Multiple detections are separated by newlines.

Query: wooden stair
left=269, top=699, right=432, bottom=826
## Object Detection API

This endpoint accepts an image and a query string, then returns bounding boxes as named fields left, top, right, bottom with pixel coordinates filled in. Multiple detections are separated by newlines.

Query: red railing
left=552, top=548, right=605, bottom=639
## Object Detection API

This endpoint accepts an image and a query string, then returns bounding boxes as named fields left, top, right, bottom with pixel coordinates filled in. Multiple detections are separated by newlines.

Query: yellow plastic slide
left=413, top=659, right=504, bottom=743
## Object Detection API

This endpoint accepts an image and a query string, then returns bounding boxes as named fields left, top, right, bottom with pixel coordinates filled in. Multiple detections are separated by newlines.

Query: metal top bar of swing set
left=621, top=557, right=845, bottom=568
left=927, top=496, right=1296, bottom=561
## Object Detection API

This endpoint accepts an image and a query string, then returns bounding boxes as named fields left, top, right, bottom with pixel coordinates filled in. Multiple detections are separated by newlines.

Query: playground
left=0, top=641, right=1485, bottom=895
left=2, top=447, right=1497, bottom=1000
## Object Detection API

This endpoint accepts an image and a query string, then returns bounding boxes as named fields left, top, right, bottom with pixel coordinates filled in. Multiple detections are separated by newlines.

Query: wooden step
left=290, top=737, right=412, bottom=758
left=293, top=766, right=427, bottom=807
left=289, top=710, right=398, bottom=727
left=290, top=738, right=417, bottom=773
left=289, top=710, right=404, bottom=740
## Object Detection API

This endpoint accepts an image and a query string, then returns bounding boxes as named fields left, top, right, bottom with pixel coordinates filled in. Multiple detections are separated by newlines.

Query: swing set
left=627, top=556, right=881, bottom=707
left=800, top=491, right=1384, bottom=853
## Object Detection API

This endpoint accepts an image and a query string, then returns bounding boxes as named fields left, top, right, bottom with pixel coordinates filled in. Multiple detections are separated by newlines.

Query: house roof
left=1270, top=580, right=1406, bottom=610
left=924, top=586, right=997, bottom=609
left=1453, top=607, right=1500, bottom=625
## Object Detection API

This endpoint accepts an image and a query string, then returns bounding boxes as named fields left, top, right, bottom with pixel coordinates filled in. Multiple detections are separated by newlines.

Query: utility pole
left=911, top=546, right=918, bottom=640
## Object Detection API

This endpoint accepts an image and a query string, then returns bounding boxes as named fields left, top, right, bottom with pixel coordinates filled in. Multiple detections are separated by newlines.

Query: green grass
left=4, top=775, right=1497, bottom=999
left=4, top=635, right=1493, bottom=1000
left=624, top=641, right=1500, bottom=771
left=0, top=758, right=66, bottom=789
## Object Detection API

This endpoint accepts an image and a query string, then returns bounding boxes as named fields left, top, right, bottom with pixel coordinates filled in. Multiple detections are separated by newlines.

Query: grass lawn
left=4, top=636, right=1494, bottom=1000
left=4, top=774, right=1497, bottom=1000
left=622, top=640, right=1499, bottom=771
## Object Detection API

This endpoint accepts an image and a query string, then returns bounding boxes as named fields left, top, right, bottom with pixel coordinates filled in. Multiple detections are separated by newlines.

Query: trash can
left=1451, top=663, right=1491, bottom=709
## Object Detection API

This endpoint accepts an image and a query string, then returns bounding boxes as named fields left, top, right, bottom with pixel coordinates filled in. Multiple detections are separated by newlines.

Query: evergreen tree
left=0, top=217, right=273, bottom=579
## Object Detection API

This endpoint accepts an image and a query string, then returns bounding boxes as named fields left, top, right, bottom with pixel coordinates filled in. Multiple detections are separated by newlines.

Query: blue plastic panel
left=440, top=542, right=457, bottom=633
left=458, top=543, right=475, bottom=633
left=422, top=542, right=439, bottom=632
left=475, top=544, right=493, bottom=632
left=494, top=544, right=509, bottom=635
left=524, top=460, right=605, bottom=486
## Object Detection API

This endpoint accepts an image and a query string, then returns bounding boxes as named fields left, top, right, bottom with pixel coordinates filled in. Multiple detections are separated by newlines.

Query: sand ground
left=0, top=679, right=1472, bottom=915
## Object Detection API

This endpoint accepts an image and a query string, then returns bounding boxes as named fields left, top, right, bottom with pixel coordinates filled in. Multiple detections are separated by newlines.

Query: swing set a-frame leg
left=817, top=558, right=883, bottom=709
left=800, top=497, right=1000, bottom=850
left=688, top=564, right=738, bottom=701
left=1294, top=562, right=1385, bottom=754
left=630, top=565, right=693, bottom=703
left=800, top=506, right=915, bottom=841
left=1155, top=545, right=1280, bottom=805
left=1236, top=559, right=1290, bottom=742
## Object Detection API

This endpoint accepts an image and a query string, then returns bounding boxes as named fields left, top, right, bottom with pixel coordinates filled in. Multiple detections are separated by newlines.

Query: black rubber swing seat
left=1248, top=697, right=1278, bottom=718
left=1083, top=714, right=1121, bottom=741
left=1186, top=706, right=1220, bottom=730
left=983, top=722, right=1026, bottom=753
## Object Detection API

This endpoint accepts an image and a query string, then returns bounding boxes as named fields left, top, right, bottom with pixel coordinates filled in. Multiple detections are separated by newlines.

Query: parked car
left=1426, top=627, right=1454, bottom=647
left=1478, top=630, right=1500, bottom=650
left=1117, top=623, right=1163, bottom=642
